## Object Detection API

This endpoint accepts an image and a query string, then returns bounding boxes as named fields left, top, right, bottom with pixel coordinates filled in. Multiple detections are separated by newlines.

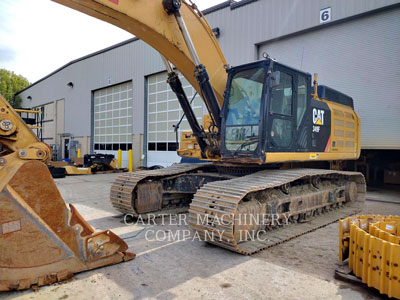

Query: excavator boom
left=53, top=0, right=228, bottom=107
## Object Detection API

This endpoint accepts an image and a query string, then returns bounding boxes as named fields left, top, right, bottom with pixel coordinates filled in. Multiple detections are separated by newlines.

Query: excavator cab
left=221, top=60, right=312, bottom=162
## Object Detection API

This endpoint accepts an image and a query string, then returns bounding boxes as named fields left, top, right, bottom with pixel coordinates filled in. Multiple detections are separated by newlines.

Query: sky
left=0, top=0, right=227, bottom=83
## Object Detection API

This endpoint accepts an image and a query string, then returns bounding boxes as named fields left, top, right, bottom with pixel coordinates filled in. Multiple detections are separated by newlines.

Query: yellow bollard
left=128, top=149, right=133, bottom=172
left=118, top=149, right=122, bottom=169
left=77, top=148, right=81, bottom=158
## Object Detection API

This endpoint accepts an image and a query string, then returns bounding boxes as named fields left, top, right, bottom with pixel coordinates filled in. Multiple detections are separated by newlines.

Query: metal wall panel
left=258, top=8, right=400, bottom=149
left=205, top=0, right=400, bottom=66
left=20, top=40, right=163, bottom=138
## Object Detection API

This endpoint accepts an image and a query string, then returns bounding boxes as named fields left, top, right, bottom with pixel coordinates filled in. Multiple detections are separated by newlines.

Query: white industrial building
left=16, top=0, right=400, bottom=180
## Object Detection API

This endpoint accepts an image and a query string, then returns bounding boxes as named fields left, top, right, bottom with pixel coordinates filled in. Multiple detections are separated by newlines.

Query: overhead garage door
left=93, top=81, right=133, bottom=168
left=147, top=72, right=203, bottom=167
left=258, top=8, right=400, bottom=149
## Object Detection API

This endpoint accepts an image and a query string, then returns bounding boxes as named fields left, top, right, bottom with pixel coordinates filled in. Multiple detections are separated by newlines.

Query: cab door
left=266, top=66, right=296, bottom=151
left=265, top=65, right=310, bottom=152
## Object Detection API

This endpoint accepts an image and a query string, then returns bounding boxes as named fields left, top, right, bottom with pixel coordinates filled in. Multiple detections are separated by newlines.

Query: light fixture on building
left=67, top=82, right=74, bottom=88
left=262, top=52, right=276, bottom=61
left=27, top=96, right=32, bottom=100
left=212, top=27, right=220, bottom=38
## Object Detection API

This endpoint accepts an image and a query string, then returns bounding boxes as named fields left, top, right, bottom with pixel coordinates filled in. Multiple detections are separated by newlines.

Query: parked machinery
left=0, top=0, right=367, bottom=291
left=64, top=154, right=119, bottom=175
left=54, top=0, right=366, bottom=254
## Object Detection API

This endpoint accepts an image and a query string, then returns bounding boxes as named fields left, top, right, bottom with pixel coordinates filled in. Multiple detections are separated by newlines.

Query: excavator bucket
left=0, top=159, right=135, bottom=291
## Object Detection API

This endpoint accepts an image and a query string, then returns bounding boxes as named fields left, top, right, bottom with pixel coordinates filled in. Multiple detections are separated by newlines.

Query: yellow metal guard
left=339, top=215, right=400, bottom=299
left=118, top=149, right=122, bottom=169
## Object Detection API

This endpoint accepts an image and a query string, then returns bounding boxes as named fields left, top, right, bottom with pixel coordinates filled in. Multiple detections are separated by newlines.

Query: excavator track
left=189, top=168, right=365, bottom=255
left=110, top=163, right=215, bottom=216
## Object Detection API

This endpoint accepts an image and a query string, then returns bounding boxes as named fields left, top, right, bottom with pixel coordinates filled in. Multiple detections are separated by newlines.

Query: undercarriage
left=110, top=164, right=365, bottom=254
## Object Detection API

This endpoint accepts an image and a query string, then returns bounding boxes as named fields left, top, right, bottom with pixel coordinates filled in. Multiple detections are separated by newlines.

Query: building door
left=93, top=81, right=133, bottom=168
left=146, top=72, right=204, bottom=167
left=64, top=138, right=69, bottom=159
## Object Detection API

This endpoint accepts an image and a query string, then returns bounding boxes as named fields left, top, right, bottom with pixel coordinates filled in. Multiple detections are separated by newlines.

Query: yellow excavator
left=0, top=0, right=366, bottom=291
left=87, top=0, right=364, bottom=253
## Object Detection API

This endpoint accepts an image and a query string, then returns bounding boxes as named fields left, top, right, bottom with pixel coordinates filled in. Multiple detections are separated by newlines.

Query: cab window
left=225, top=67, right=265, bottom=152
left=297, top=75, right=307, bottom=128
left=269, top=71, right=293, bottom=148
left=270, top=72, right=293, bottom=116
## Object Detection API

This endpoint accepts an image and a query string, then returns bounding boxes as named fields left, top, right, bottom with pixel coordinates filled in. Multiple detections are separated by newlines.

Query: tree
left=0, top=69, right=30, bottom=108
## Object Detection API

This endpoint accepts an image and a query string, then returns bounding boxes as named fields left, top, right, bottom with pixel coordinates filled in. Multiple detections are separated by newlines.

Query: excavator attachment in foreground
left=0, top=94, right=134, bottom=291
left=0, top=161, right=135, bottom=291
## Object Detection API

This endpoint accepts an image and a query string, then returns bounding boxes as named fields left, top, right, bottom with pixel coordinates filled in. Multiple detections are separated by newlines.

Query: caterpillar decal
left=313, top=108, right=325, bottom=125
left=311, top=100, right=331, bottom=152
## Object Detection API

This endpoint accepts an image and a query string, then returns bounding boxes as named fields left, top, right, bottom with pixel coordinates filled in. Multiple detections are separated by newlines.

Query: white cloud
left=0, top=0, right=226, bottom=82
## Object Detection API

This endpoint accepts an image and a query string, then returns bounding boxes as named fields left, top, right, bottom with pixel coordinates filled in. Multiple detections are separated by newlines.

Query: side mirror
left=271, top=71, right=280, bottom=87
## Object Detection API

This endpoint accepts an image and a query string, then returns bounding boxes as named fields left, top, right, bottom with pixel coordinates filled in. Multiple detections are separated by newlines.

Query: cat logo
left=313, top=108, right=325, bottom=125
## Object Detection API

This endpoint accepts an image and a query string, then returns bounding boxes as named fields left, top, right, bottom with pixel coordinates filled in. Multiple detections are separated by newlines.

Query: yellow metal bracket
left=339, top=215, right=400, bottom=299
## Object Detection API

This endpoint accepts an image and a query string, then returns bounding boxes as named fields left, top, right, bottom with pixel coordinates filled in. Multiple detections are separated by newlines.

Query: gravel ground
left=2, top=173, right=399, bottom=300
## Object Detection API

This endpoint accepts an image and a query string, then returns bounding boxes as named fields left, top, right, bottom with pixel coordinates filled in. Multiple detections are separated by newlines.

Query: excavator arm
left=0, top=95, right=49, bottom=160
left=54, top=0, right=229, bottom=157
left=53, top=0, right=228, bottom=107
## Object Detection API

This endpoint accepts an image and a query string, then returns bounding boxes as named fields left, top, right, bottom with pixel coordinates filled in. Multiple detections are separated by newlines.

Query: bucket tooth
left=0, top=160, right=135, bottom=291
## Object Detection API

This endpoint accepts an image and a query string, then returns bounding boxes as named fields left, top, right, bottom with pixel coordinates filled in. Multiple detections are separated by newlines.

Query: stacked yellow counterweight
left=339, top=215, right=400, bottom=298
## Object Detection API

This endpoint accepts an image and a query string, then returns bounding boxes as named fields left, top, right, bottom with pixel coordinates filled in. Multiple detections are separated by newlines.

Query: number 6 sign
left=320, top=7, right=331, bottom=23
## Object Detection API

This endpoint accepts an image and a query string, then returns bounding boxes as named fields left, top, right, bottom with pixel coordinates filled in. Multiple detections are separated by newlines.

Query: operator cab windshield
left=225, top=67, right=265, bottom=152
